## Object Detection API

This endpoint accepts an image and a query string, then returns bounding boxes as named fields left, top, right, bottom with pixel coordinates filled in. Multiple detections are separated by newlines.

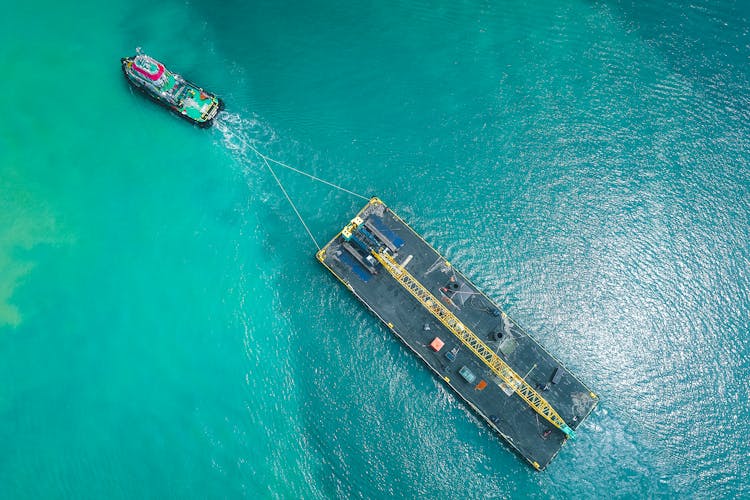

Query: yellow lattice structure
left=372, top=250, right=576, bottom=438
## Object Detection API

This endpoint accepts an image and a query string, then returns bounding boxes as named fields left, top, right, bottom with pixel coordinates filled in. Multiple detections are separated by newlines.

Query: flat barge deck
left=317, top=198, right=598, bottom=470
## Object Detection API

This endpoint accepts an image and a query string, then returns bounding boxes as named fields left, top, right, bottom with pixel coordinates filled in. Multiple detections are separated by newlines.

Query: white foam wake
left=212, top=111, right=279, bottom=170
left=213, top=111, right=368, bottom=201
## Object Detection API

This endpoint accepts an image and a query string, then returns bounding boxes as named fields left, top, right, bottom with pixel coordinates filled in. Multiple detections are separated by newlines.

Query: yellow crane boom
left=371, top=249, right=576, bottom=438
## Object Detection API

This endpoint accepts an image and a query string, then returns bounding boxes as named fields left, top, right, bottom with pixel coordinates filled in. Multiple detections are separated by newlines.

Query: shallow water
left=2, top=0, right=749, bottom=497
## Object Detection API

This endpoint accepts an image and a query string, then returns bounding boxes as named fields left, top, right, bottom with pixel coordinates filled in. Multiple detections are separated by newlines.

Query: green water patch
left=0, top=169, right=70, bottom=327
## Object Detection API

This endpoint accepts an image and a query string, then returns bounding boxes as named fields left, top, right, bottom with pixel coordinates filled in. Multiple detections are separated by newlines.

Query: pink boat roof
left=133, top=56, right=165, bottom=81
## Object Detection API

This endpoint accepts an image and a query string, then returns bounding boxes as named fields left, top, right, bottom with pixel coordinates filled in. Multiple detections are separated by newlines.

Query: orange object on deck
left=475, top=380, right=488, bottom=391
left=429, top=337, right=445, bottom=351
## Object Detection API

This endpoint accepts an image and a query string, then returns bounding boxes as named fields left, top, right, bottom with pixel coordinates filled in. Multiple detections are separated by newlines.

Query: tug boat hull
left=121, top=52, right=223, bottom=128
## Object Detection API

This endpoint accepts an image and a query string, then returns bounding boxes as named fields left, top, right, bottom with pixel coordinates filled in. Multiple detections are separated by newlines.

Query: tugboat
left=121, top=49, right=223, bottom=127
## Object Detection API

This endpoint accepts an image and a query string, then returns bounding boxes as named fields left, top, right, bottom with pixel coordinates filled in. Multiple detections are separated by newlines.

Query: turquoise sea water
left=2, top=0, right=749, bottom=497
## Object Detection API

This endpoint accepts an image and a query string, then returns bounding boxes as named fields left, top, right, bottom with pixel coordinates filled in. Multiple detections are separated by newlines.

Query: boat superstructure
left=121, top=49, right=223, bottom=127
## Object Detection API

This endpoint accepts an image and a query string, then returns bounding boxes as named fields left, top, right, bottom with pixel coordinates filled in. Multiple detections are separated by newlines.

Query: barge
left=316, top=197, right=598, bottom=470
left=121, top=49, right=223, bottom=127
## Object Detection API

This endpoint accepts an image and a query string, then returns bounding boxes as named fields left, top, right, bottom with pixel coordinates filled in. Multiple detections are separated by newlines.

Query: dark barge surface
left=316, top=197, right=598, bottom=470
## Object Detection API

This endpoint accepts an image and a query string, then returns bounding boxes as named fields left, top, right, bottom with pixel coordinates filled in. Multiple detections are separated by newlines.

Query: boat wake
left=213, top=110, right=369, bottom=201
left=212, top=111, right=279, bottom=173
left=212, top=110, right=368, bottom=251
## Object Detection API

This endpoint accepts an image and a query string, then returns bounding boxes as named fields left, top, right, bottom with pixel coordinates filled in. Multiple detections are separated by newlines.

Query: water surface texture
left=2, top=0, right=749, bottom=497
